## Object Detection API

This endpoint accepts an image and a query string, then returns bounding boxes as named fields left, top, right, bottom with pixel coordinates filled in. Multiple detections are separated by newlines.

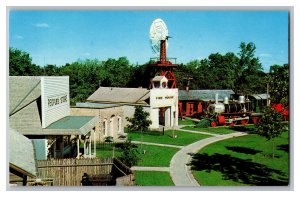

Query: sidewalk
left=131, top=166, right=170, bottom=172
left=177, top=128, right=219, bottom=136
left=169, top=132, right=248, bottom=186
left=131, top=141, right=184, bottom=149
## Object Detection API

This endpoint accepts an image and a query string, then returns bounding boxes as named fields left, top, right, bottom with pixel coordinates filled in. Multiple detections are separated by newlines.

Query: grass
left=126, top=129, right=210, bottom=146
left=134, top=171, right=174, bottom=186
left=190, top=131, right=289, bottom=186
left=96, top=147, right=122, bottom=158
left=136, top=145, right=180, bottom=167
left=181, top=126, right=237, bottom=135
left=96, top=144, right=179, bottom=167
left=178, top=118, right=196, bottom=126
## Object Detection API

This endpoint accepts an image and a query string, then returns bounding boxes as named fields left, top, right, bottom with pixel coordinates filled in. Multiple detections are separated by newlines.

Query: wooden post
left=93, top=128, right=96, bottom=157
left=84, top=138, right=86, bottom=157
left=89, top=134, right=92, bottom=158
left=77, top=136, right=80, bottom=158
left=22, top=174, right=27, bottom=186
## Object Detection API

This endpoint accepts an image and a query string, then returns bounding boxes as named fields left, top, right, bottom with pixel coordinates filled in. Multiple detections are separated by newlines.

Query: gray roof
left=9, top=128, right=37, bottom=177
left=9, top=76, right=41, bottom=116
left=249, top=94, right=270, bottom=100
left=75, top=102, right=122, bottom=109
left=44, top=116, right=99, bottom=136
left=152, top=76, right=167, bottom=81
left=179, top=90, right=235, bottom=101
left=9, top=100, right=43, bottom=135
left=87, top=87, right=150, bottom=104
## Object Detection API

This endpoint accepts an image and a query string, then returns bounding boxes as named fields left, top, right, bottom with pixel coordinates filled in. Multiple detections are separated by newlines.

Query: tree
left=126, top=105, right=152, bottom=154
left=236, top=42, right=265, bottom=94
left=9, top=47, right=43, bottom=76
left=267, top=64, right=289, bottom=106
left=117, top=139, right=139, bottom=167
left=254, top=106, right=287, bottom=158
left=126, top=105, right=152, bottom=131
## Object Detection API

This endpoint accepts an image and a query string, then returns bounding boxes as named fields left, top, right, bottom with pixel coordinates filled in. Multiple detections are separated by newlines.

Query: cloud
left=34, top=23, right=49, bottom=28
left=259, top=53, right=272, bottom=58
left=15, top=35, right=23, bottom=39
left=83, top=52, right=91, bottom=56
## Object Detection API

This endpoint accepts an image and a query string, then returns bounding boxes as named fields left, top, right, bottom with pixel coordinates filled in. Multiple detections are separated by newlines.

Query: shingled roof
left=87, top=87, right=150, bottom=104
left=9, top=128, right=37, bottom=178
left=9, top=76, right=41, bottom=116
left=179, top=90, right=235, bottom=101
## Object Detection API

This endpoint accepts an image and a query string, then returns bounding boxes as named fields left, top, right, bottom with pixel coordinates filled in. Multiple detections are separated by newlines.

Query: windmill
left=149, top=18, right=178, bottom=89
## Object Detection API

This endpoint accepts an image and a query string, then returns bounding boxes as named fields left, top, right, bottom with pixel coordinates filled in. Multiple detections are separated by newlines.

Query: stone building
left=70, top=103, right=125, bottom=142
left=80, top=76, right=178, bottom=133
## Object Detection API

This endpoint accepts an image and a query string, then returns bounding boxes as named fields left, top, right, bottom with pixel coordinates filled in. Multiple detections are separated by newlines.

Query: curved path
left=169, top=132, right=248, bottom=186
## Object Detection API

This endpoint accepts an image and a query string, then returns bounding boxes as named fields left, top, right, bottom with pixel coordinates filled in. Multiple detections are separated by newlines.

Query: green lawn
left=96, top=147, right=122, bottom=158
left=97, top=144, right=179, bottom=167
left=181, top=126, right=237, bottom=135
left=191, top=131, right=289, bottom=186
left=134, top=171, right=174, bottom=186
left=178, top=118, right=196, bottom=126
left=137, top=145, right=179, bottom=167
left=127, top=129, right=210, bottom=146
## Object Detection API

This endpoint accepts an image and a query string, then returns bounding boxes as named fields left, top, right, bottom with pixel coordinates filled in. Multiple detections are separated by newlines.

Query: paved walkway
left=177, top=128, right=219, bottom=136
left=131, top=166, right=170, bottom=172
left=130, top=129, right=248, bottom=186
left=131, top=141, right=184, bottom=149
left=169, top=132, right=248, bottom=186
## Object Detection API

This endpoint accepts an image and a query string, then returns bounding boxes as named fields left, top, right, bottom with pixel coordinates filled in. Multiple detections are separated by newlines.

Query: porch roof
left=43, top=116, right=99, bottom=136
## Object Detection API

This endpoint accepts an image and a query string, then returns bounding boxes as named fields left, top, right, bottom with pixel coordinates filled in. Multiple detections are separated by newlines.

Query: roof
left=75, top=102, right=122, bottom=109
left=87, top=87, right=150, bottom=104
left=179, top=90, right=235, bottom=101
left=249, top=94, right=270, bottom=100
left=9, top=76, right=41, bottom=116
left=9, top=128, right=37, bottom=178
left=9, top=100, right=43, bottom=135
left=44, top=116, right=99, bottom=135
left=152, top=76, right=168, bottom=82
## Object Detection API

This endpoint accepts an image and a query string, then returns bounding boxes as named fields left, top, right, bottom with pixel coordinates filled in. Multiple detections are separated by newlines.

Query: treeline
left=9, top=42, right=289, bottom=105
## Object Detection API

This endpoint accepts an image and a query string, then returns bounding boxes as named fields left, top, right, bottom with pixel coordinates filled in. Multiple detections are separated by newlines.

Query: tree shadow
left=189, top=153, right=288, bottom=186
left=277, top=144, right=289, bottom=153
left=229, top=126, right=256, bottom=133
left=226, top=146, right=262, bottom=155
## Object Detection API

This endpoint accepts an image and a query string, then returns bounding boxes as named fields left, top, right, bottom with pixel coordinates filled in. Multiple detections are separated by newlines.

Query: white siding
left=41, top=77, right=70, bottom=128
left=121, top=105, right=150, bottom=127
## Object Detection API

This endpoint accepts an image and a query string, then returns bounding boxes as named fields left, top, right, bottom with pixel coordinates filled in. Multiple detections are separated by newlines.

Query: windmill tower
left=149, top=18, right=178, bottom=89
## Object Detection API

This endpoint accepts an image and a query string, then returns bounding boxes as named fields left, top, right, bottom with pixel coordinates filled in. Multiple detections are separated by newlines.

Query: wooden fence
left=37, top=158, right=113, bottom=186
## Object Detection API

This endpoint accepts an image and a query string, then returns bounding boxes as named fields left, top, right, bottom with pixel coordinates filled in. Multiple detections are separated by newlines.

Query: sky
left=9, top=10, right=289, bottom=72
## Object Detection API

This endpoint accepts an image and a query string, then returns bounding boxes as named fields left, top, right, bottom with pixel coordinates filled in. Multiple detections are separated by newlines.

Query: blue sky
left=9, top=10, right=289, bottom=72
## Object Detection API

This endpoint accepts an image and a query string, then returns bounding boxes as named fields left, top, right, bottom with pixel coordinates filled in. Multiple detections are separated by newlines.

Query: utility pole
left=267, top=83, right=270, bottom=106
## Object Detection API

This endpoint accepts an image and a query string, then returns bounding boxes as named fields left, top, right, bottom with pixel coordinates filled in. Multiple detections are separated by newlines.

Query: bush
left=117, top=139, right=139, bottom=167
left=196, top=119, right=211, bottom=128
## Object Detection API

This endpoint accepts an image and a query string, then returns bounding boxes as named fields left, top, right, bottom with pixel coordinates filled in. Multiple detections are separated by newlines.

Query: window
left=117, top=116, right=122, bottom=133
left=110, top=115, right=115, bottom=136
left=102, top=119, right=107, bottom=136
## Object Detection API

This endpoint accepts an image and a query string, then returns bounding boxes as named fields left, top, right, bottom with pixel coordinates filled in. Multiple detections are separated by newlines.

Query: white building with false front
left=9, top=76, right=99, bottom=160
left=83, top=76, right=178, bottom=131
left=149, top=76, right=178, bottom=129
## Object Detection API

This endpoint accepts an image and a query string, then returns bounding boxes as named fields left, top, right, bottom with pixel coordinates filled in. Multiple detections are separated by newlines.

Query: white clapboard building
left=9, top=76, right=99, bottom=160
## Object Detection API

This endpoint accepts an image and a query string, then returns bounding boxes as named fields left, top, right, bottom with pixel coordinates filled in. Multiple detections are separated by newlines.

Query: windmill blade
left=149, top=18, right=169, bottom=56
